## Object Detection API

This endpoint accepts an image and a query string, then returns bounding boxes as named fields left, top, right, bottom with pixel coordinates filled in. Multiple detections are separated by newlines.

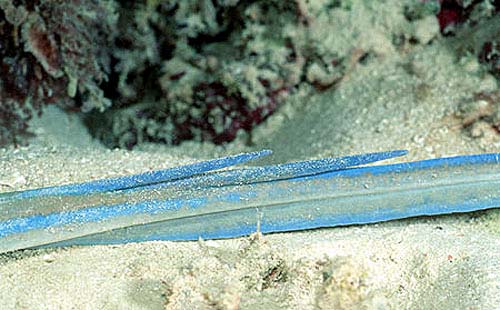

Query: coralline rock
left=0, top=0, right=117, bottom=145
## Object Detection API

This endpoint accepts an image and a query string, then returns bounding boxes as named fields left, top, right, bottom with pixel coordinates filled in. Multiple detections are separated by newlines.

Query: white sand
left=1, top=35, right=500, bottom=310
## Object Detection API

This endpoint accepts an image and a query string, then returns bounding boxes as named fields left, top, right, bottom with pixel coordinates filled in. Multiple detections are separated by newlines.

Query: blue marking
left=3, top=149, right=500, bottom=253
left=38, top=191, right=500, bottom=246
left=257, top=197, right=500, bottom=234
left=124, top=150, right=409, bottom=193
left=3, top=150, right=272, bottom=201
left=0, top=197, right=210, bottom=238
left=298, top=152, right=500, bottom=181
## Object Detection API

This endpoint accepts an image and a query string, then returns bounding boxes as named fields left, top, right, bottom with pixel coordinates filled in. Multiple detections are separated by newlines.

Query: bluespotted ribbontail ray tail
left=1, top=150, right=499, bottom=253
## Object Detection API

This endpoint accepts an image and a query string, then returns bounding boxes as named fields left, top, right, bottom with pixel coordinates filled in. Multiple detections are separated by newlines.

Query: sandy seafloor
left=2, top=38, right=500, bottom=309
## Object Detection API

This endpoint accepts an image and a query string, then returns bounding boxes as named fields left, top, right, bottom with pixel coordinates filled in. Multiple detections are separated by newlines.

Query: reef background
left=1, top=0, right=500, bottom=309
left=2, top=0, right=500, bottom=149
